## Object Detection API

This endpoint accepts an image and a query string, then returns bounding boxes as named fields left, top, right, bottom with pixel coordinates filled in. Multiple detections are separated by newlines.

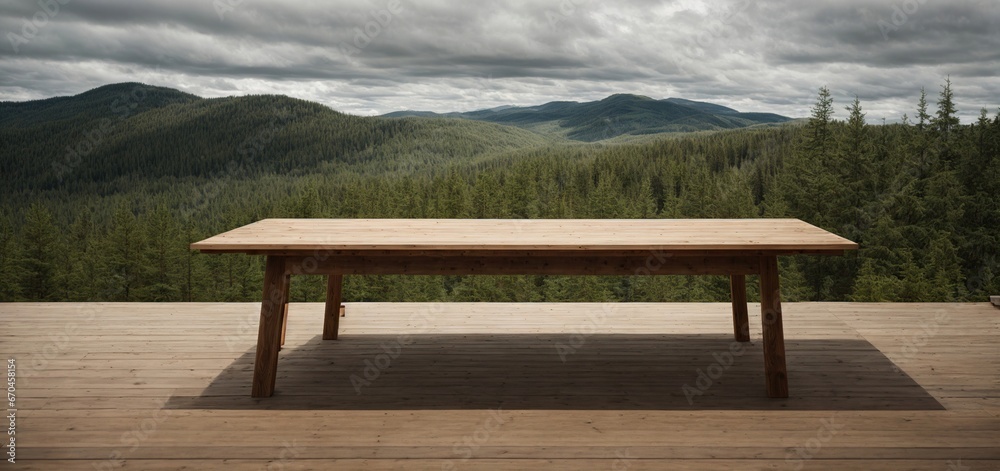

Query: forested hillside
left=0, top=81, right=997, bottom=303
left=384, top=93, right=792, bottom=141
left=1, top=83, right=555, bottom=199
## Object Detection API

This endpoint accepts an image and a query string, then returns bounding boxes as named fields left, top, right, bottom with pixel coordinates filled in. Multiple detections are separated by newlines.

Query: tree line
left=1, top=80, right=996, bottom=303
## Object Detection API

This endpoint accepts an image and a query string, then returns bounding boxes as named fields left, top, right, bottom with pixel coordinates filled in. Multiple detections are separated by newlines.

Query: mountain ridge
left=381, top=94, right=792, bottom=141
left=0, top=83, right=557, bottom=193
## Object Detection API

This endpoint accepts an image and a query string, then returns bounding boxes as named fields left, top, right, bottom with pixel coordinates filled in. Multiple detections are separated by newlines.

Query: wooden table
left=191, top=219, right=857, bottom=398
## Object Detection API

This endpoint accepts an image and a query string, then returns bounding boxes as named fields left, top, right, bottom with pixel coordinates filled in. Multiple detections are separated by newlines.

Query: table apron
left=282, top=254, right=762, bottom=276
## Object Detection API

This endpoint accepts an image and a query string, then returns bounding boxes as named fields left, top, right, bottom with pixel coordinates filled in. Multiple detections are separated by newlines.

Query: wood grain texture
left=760, top=256, right=788, bottom=398
left=286, top=255, right=762, bottom=276
left=190, top=218, right=858, bottom=254
left=730, top=274, right=750, bottom=342
left=251, top=256, right=287, bottom=398
left=323, top=275, right=343, bottom=340
left=280, top=273, right=290, bottom=348
left=3, top=302, right=999, bottom=470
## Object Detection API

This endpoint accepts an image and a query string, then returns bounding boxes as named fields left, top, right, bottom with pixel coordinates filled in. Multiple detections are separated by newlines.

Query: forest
left=0, top=80, right=997, bottom=304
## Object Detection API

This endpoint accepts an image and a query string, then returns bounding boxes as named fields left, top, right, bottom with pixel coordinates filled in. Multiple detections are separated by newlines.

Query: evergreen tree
left=438, top=171, right=472, bottom=218
left=909, top=88, right=935, bottom=178
left=916, top=88, right=931, bottom=131
left=926, top=232, right=964, bottom=301
left=65, top=210, right=101, bottom=301
left=851, top=258, right=900, bottom=302
left=103, top=204, right=144, bottom=301
left=933, top=78, right=960, bottom=146
left=804, top=86, right=835, bottom=159
left=839, top=96, right=872, bottom=233
left=587, top=173, right=623, bottom=217
left=19, top=204, right=60, bottom=301
left=138, top=205, right=183, bottom=301
left=0, top=215, right=23, bottom=301
left=472, top=173, right=503, bottom=218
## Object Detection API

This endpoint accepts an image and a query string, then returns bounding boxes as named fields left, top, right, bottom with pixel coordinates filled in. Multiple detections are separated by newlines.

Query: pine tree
left=472, top=173, right=503, bottom=218
left=896, top=251, right=933, bottom=302
left=439, top=171, right=472, bottom=218
left=292, top=183, right=322, bottom=218
left=19, top=204, right=60, bottom=300
left=780, top=88, right=842, bottom=299
left=180, top=218, right=201, bottom=301
left=933, top=77, right=960, bottom=146
left=804, top=86, right=835, bottom=159
left=66, top=210, right=101, bottom=301
left=502, top=171, right=541, bottom=219
left=103, top=204, right=144, bottom=301
left=837, top=96, right=873, bottom=241
left=909, top=88, right=935, bottom=178
left=926, top=232, right=964, bottom=301
left=628, top=177, right=658, bottom=218
left=851, top=257, right=900, bottom=302
left=0, top=214, right=23, bottom=301
left=138, top=205, right=183, bottom=301
left=916, top=88, right=931, bottom=131
left=587, top=173, right=622, bottom=217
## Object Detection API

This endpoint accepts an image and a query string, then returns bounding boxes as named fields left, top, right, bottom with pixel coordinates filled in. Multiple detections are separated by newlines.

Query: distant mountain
left=0, top=83, right=555, bottom=193
left=381, top=94, right=793, bottom=141
left=0, top=84, right=794, bottom=197
left=0, top=83, right=200, bottom=128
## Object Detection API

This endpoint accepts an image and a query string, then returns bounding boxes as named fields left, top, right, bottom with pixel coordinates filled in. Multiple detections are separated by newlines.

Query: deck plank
left=2, top=302, right=998, bottom=469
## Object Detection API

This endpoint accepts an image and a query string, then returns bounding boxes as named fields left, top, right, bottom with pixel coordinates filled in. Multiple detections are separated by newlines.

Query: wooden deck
left=2, top=302, right=998, bottom=470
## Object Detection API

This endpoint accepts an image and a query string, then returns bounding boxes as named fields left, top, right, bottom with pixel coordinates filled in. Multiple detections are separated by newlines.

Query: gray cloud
left=1, top=0, right=998, bottom=121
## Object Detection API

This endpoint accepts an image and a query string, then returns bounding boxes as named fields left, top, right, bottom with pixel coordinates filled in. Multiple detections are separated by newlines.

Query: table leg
left=729, top=274, right=750, bottom=342
left=323, top=274, right=344, bottom=340
left=759, top=256, right=789, bottom=398
left=251, top=256, right=288, bottom=398
left=279, top=274, right=290, bottom=350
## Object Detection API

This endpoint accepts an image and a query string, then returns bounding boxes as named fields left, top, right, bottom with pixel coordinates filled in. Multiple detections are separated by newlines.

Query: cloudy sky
left=1, top=0, right=998, bottom=122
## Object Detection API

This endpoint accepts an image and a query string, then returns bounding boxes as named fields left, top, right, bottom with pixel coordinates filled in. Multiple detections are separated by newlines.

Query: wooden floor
left=2, top=302, right=999, bottom=470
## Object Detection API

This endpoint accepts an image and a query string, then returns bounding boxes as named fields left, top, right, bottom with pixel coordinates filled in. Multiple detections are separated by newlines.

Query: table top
left=191, top=219, right=858, bottom=254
